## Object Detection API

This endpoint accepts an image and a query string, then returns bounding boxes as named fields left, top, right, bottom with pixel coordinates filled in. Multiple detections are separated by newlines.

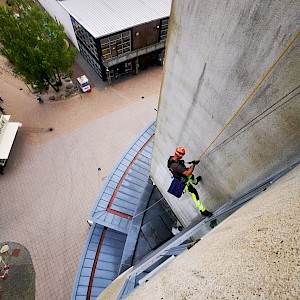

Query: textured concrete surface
left=127, top=164, right=300, bottom=300
left=97, top=267, right=132, bottom=300
left=151, top=0, right=300, bottom=225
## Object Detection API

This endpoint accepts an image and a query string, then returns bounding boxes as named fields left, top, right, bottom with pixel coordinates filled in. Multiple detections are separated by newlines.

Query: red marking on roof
left=106, top=134, right=154, bottom=219
left=86, top=227, right=107, bottom=300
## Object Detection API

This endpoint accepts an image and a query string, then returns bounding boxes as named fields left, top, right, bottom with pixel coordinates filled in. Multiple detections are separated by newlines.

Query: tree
left=0, top=0, right=77, bottom=93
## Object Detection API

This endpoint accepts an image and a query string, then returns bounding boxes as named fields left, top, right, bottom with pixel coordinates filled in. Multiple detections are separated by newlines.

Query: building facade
left=37, top=0, right=79, bottom=49
left=70, top=15, right=169, bottom=83
left=150, top=0, right=300, bottom=226
left=39, top=0, right=172, bottom=83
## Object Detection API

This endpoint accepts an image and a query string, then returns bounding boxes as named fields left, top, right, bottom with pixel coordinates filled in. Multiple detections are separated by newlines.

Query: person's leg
left=185, top=184, right=212, bottom=217
left=186, top=184, right=204, bottom=211
left=195, top=175, right=202, bottom=183
left=187, top=174, right=202, bottom=185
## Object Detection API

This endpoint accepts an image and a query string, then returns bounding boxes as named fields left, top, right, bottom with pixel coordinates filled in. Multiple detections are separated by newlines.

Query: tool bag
left=167, top=178, right=185, bottom=198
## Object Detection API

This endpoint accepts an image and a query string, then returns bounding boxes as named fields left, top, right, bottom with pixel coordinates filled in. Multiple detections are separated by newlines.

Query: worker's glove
left=188, top=160, right=200, bottom=165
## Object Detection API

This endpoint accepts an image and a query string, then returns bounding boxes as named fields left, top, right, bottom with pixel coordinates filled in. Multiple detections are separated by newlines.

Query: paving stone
left=0, top=73, right=159, bottom=299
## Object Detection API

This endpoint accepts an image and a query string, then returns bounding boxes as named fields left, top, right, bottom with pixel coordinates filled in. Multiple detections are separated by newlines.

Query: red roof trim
left=106, top=134, right=154, bottom=219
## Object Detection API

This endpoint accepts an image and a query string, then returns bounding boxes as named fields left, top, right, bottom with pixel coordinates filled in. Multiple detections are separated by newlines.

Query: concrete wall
left=128, top=164, right=300, bottom=299
left=151, top=0, right=300, bottom=225
left=38, top=0, right=79, bottom=49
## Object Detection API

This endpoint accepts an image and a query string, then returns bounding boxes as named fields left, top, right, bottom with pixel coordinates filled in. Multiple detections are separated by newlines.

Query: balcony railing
left=101, top=41, right=166, bottom=68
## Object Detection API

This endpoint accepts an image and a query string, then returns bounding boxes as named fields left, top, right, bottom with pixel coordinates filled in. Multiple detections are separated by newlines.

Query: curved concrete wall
left=151, top=0, right=300, bottom=225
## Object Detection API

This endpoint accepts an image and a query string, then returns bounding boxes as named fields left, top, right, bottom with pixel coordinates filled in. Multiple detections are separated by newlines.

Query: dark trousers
left=187, top=184, right=199, bottom=200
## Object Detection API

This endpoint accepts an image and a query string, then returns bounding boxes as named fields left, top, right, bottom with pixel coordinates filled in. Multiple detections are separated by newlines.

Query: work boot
left=196, top=176, right=202, bottom=183
left=201, top=210, right=213, bottom=217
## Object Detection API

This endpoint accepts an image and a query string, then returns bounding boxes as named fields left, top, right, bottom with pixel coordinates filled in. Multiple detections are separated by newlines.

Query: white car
left=77, top=75, right=91, bottom=93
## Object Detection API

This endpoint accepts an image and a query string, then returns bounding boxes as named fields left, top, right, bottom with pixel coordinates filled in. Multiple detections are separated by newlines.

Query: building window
left=71, top=16, right=98, bottom=59
left=78, top=40, right=103, bottom=78
left=100, top=31, right=131, bottom=60
left=160, top=18, right=169, bottom=42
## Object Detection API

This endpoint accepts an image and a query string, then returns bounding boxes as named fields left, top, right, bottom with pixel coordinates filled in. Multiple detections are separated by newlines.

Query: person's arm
left=182, top=159, right=200, bottom=177
left=183, top=165, right=194, bottom=177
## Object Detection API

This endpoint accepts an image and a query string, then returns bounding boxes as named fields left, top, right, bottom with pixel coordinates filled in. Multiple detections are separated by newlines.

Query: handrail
left=101, top=41, right=166, bottom=68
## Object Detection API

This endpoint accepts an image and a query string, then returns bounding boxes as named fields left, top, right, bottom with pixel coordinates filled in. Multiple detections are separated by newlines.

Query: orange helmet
left=175, top=147, right=185, bottom=158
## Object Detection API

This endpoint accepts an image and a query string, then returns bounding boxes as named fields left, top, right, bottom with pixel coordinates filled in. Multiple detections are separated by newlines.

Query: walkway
left=71, top=122, right=179, bottom=300
left=0, top=53, right=161, bottom=299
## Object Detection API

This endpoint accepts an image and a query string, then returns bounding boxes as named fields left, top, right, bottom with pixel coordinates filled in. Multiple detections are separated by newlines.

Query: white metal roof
left=59, top=0, right=172, bottom=39
left=0, top=116, right=20, bottom=160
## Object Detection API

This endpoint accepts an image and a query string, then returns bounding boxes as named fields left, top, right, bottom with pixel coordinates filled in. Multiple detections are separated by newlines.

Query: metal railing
left=101, top=42, right=166, bottom=68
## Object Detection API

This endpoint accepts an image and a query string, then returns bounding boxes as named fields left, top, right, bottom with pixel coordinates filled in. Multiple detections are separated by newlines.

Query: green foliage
left=0, top=0, right=77, bottom=92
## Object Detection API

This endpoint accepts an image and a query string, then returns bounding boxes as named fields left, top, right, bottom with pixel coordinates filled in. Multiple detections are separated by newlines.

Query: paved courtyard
left=0, top=55, right=161, bottom=299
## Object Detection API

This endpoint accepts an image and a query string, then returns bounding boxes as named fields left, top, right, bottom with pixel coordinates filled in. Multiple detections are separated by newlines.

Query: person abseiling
left=168, top=147, right=213, bottom=217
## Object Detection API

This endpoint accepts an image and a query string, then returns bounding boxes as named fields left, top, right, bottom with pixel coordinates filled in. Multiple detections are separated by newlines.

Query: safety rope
left=205, top=84, right=300, bottom=157
left=132, top=196, right=165, bottom=219
left=198, top=29, right=300, bottom=160
left=133, top=29, right=300, bottom=220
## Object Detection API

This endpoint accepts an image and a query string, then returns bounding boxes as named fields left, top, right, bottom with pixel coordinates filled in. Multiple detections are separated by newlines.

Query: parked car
left=77, top=75, right=91, bottom=92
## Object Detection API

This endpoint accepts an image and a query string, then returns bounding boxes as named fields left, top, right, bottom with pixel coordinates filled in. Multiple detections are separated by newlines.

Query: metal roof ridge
left=88, top=121, right=156, bottom=230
